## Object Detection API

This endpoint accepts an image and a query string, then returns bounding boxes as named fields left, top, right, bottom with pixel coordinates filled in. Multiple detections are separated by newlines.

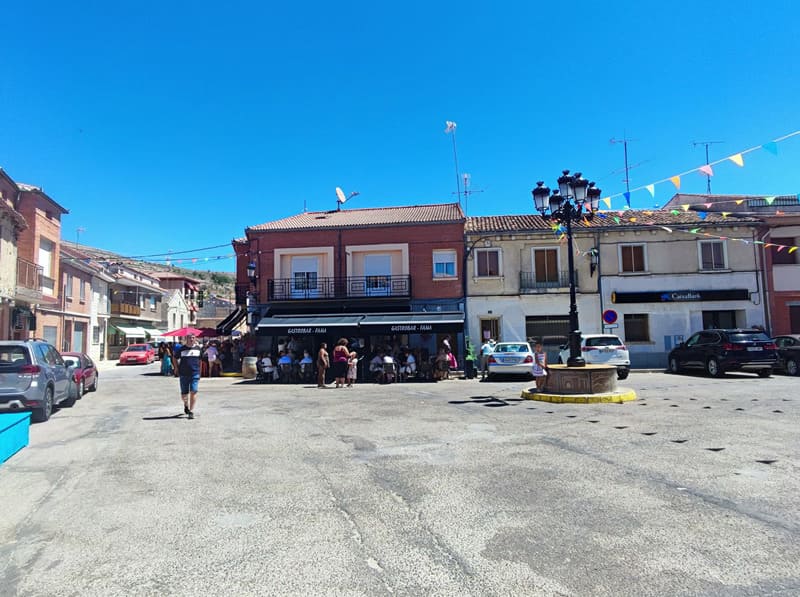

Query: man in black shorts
left=173, top=333, right=202, bottom=419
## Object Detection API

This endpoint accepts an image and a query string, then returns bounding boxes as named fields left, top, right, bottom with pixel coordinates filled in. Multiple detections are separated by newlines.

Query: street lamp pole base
left=566, top=356, right=586, bottom=367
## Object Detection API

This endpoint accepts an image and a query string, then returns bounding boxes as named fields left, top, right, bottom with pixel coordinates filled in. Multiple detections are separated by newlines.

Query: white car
left=558, top=334, right=630, bottom=379
left=487, top=342, right=534, bottom=379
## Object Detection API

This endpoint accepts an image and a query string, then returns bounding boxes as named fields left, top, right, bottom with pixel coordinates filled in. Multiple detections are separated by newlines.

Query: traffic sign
left=602, top=309, right=618, bottom=325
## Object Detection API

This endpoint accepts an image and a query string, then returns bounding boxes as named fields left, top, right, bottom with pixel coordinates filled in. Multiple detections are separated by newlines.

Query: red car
left=119, top=344, right=156, bottom=365
left=61, top=352, right=99, bottom=397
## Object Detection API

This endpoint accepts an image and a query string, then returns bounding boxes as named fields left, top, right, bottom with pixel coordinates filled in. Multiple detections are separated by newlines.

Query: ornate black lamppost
left=532, top=171, right=601, bottom=367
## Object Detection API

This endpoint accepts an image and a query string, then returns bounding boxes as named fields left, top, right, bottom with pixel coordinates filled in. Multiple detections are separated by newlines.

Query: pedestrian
left=346, top=351, right=358, bottom=387
left=161, top=344, right=173, bottom=376
left=532, top=341, right=547, bottom=391
left=317, top=342, right=330, bottom=388
left=332, top=338, right=350, bottom=388
left=480, top=338, right=495, bottom=380
left=173, top=333, right=202, bottom=419
left=206, top=342, right=221, bottom=377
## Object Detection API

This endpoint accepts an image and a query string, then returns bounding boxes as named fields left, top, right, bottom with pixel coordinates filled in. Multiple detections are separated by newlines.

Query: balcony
left=111, top=302, right=141, bottom=316
left=266, top=275, right=412, bottom=301
left=14, top=257, right=43, bottom=302
left=520, top=271, right=576, bottom=293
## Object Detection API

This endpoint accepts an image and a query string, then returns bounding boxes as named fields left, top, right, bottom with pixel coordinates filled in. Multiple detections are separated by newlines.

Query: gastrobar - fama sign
left=611, top=289, right=750, bottom=304
left=287, top=327, right=328, bottom=335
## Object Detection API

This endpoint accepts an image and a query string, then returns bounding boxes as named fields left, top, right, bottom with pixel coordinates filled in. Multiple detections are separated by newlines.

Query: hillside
left=61, top=241, right=236, bottom=300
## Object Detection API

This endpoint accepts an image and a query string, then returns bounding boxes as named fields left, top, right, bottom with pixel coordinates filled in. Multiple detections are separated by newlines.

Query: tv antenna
left=609, top=135, right=638, bottom=194
left=335, top=187, right=359, bottom=211
left=452, top=173, right=483, bottom=216
left=693, top=140, right=724, bottom=193
left=76, top=226, right=86, bottom=245
left=444, top=121, right=462, bottom=208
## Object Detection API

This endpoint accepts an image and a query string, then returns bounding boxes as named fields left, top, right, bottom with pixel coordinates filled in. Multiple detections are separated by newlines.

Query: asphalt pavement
left=0, top=363, right=798, bottom=596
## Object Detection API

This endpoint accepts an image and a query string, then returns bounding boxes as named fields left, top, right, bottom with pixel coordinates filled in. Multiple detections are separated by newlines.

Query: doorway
left=479, top=318, right=500, bottom=343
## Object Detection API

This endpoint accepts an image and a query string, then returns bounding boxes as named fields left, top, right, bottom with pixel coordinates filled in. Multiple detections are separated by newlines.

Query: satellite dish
left=335, top=187, right=346, bottom=203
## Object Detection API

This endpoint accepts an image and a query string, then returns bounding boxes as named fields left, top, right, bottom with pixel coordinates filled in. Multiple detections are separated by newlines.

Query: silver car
left=487, top=342, right=535, bottom=379
left=0, top=341, right=75, bottom=423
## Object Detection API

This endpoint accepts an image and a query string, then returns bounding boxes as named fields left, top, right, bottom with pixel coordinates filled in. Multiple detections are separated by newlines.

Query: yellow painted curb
left=521, top=388, right=637, bottom=404
left=221, top=372, right=242, bottom=377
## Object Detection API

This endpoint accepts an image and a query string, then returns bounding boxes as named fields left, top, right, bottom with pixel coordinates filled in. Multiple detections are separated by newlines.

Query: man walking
left=173, top=333, right=202, bottom=419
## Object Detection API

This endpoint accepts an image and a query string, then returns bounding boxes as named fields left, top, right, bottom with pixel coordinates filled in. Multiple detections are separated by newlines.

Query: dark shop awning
left=216, top=306, right=247, bottom=335
left=256, top=314, right=364, bottom=336
left=358, top=312, right=464, bottom=335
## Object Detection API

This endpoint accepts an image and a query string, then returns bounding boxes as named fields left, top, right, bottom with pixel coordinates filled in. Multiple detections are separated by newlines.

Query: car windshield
left=0, top=348, right=30, bottom=366
left=126, top=345, right=147, bottom=352
left=585, top=336, right=623, bottom=347
left=728, top=332, right=771, bottom=343
left=494, top=344, right=529, bottom=353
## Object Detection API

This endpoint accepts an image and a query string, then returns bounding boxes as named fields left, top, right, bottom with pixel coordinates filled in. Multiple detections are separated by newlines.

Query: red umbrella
left=162, top=326, right=204, bottom=338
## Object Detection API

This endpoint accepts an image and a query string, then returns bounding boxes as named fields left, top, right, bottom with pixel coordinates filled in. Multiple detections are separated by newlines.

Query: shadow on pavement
left=449, top=395, right=515, bottom=407
left=142, top=414, right=185, bottom=421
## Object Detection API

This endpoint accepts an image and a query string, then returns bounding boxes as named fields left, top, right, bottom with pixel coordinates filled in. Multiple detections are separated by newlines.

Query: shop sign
left=287, top=327, right=327, bottom=335
left=611, top=289, right=749, bottom=304
left=389, top=324, right=433, bottom=332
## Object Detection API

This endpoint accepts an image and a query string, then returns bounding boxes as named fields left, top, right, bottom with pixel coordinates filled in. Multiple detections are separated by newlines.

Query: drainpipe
left=754, top=226, right=771, bottom=334
left=595, top=232, right=603, bottom=330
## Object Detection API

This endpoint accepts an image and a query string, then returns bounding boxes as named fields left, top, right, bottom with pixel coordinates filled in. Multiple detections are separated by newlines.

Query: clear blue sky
left=2, top=1, right=798, bottom=272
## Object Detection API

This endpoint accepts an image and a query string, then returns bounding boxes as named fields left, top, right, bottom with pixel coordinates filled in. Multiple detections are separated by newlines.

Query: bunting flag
left=762, top=141, right=778, bottom=155
left=623, top=191, right=631, bottom=207
left=682, top=204, right=690, bottom=211
left=602, top=197, right=612, bottom=208
left=698, top=164, right=714, bottom=177
left=670, top=175, right=681, bottom=189
left=765, top=196, right=775, bottom=205
left=728, top=153, right=744, bottom=167
left=645, top=184, right=655, bottom=197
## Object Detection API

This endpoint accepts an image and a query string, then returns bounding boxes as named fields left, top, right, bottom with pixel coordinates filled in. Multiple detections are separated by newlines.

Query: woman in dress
left=532, top=341, right=547, bottom=391
left=332, top=338, right=350, bottom=388
left=346, top=351, right=358, bottom=387
left=161, top=344, right=173, bottom=376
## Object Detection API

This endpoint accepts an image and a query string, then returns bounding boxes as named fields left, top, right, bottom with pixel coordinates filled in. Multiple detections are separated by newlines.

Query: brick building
left=232, top=203, right=466, bottom=369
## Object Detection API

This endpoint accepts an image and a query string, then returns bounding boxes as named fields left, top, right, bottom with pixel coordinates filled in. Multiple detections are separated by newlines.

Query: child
left=346, top=351, right=358, bottom=387
left=532, top=341, right=547, bottom=391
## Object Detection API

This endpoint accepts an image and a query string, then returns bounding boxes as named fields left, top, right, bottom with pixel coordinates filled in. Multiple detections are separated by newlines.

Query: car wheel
left=787, top=359, right=799, bottom=376
left=32, top=387, right=54, bottom=422
left=77, top=380, right=85, bottom=399
left=706, top=358, right=724, bottom=378
left=757, top=368, right=772, bottom=378
left=89, top=374, right=98, bottom=392
left=668, top=357, right=680, bottom=374
left=617, top=369, right=629, bottom=380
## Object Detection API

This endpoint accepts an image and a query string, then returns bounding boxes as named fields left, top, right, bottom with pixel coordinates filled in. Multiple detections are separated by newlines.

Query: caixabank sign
left=611, top=289, right=750, bottom=304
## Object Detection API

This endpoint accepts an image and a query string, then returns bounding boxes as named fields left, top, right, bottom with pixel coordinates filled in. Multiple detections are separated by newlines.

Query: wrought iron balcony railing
left=519, top=271, right=576, bottom=293
left=266, top=275, right=411, bottom=301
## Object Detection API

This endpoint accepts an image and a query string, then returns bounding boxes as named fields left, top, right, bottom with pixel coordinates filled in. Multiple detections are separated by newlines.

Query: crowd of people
left=157, top=338, right=248, bottom=378
left=254, top=335, right=461, bottom=386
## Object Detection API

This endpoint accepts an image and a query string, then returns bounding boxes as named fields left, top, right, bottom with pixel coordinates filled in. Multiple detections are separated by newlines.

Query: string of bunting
left=598, top=129, right=800, bottom=210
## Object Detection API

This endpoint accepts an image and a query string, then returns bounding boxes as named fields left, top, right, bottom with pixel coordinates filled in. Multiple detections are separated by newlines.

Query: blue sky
left=2, top=0, right=798, bottom=272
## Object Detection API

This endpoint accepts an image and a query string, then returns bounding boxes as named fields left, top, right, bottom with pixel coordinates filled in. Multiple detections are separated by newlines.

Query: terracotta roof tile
left=466, top=210, right=760, bottom=233
left=248, top=203, right=464, bottom=231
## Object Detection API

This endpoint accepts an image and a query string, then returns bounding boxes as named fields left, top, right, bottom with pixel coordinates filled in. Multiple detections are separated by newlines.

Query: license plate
left=747, top=346, right=763, bottom=351
left=601, top=347, right=613, bottom=352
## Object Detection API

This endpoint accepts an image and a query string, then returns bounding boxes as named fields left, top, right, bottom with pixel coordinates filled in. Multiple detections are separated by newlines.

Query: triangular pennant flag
left=613, top=216, right=620, bottom=224
left=670, top=175, right=681, bottom=189
left=670, top=209, right=680, bottom=215
left=704, top=202, right=713, bottom=208
left=764, top=196, right=775, bottom=205
left=629, top=217, right=638, bottom=222
left=776, top=210, right=784, bottom=215
left=623, top=191, right=631, bottom=207
left=661, top=226, right=673, bottom=233
left=699, top=164, right=714, bottom=177
left=776, top=245, right=785, bottom=252
left=735, top=199, right=744, bottom=205
left=697, top=211, right=707, bottom=220
left=762, top=141, right=778, bottom=155
left=789, top=247, right=798, bottom=254
left=602, top=197, right=611, bottom=208
left=728, top=153, right=744, bottom=167
left=689, top=228, right=700, bottom=234
left=645, top=184, right=655, bottom=197
left=721, top=212, right=730, bottom=218
left=682, top=204, right=690, bottom=212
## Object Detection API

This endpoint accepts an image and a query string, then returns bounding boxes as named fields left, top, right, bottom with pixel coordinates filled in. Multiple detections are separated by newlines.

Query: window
left=38, top=238, right=54, bottom=277
left=619, top=244, right=646, bottom=273
left=699, top=240, right=727, bottom=270
left=150, top=296, right=156, bottom=311
left=790, top=306, right=800, bottom=334
left=771, top=237, right=797, bottom=265
left=624, top=314, right=650, bottom=342
left=43, top=325, right=58, bottom=346
left=79, top=279, right=87, bottom=302
left=702, top=310, right=737, bottom=329
left=533, top=248, right=559, bottom=283
left=474, top=249, right=501, bottom=277
left=432, top=250, right=457, bottom=278
left=92, top=326, right=101, bottom=344
left=65, top=274, right=74, bottom=301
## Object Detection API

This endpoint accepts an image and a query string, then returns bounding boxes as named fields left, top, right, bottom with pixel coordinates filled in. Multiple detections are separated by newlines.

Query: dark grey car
left=0, top=340, right=75, bottom=422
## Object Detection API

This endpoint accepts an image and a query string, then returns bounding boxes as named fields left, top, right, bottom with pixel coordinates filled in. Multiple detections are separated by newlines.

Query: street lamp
left=532, top=170, right=601, bottom=367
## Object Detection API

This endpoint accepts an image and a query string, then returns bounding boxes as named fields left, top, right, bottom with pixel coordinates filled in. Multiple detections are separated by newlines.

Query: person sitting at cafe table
left=369, top=352, right=385, bottom=383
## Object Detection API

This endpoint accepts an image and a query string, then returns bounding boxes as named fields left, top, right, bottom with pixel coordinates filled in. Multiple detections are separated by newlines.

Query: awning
left=358, top=312, right=464, bottom=335
left=216, top=306, right=247, bottom=335
left=142, top=328, right=166, bottom=337
left=256, top=315, right=363, bottom=336
left=114, top=325, right=148, bottom=337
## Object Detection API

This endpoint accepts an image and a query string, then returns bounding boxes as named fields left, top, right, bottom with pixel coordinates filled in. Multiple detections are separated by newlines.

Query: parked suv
left=0, top=340, right=75, bottom=422
left=558, top=334, right=631, bottom=380
left=667, top=329, right=777, bottom=377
